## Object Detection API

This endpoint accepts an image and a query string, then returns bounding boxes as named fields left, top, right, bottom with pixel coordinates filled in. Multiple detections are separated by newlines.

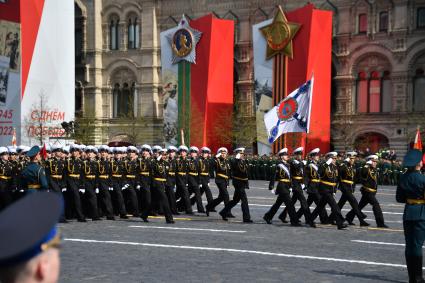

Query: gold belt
left=51, top=175, right=62, bottom=179
left=292, top=176, right=303, bottom=180
left=278, top=179, right=290, bottom=183
left=68, top=174, right=80, bottom=178
left=362, top=186, right=377, bottom=193
left=310, top=179, right=320, bottom=183
left=217, top=173, right=228, bottom=179
left=341, top=179, right=354, bottom=185
left=154, top=178, right=166, bottom=182
left=189, top=172, right=198, bottom=176
left=200, top=173, right=209, bottom=176
left=112, top=174, right=122, bottom=178
left=85, top=175, right=96, bottom=179
left=407, top=199, right=425, bottom=205
left=168, top=172, right=175, bottom=176
left=127, top=175, right=136, bottom=179
left=233, top=176, right=248, bottom=181
left=28, top=184, right=41, bottom=189
left=0, top=175, right=12, bottom=180
left=178, top=172, right=186, bottom=175
left=321, top=180, right=337, bottom=186
left=140, top=172, right=150, bottom=176
left=99, top=175, right=109, bottom=179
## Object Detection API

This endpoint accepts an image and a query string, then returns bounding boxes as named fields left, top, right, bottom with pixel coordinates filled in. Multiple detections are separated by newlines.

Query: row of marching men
left=263, top=147, right=389, bottom=229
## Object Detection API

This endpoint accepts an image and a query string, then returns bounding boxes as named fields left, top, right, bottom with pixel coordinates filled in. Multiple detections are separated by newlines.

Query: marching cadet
left=301, top=148, right=329, bottom=224
left=175, top=145, right=192, bottom=214
left=263, top=148, right=300, bottom=226
left=206, top=147, right=231, bottom=216
left=20, top=146, right=49, bottom=193
left=166, top=146, right=179, bottom=215
left=195, top=147, right=213, bottom=211
left=97, top=145, right=115, bottom=220
left=150, top=148, right=174, bottom=224
left=334, top=151, right=368, bottom=226
left=310, top=152, right=347, bottom=230
left=346, top=155, right=388, bottom=228
left=66, top=144, right=86, bottom=222
left=0, top=147, right=17, bottom=211
left=82, top=146, right=101, bottom=221
left=396, top=149, right=425, bottom=283
left=187, top=146, right=205, bottom=214
left=123, top=146, right=141, bottom=217
left=14, top=146, right=29, bottom=200
left=281, top=147, right=315, bottom=227
left=138, top=144, right=152, bottom=222
left=110, top=147, right=128, bottom=219
left=219, top=147, right=253, bottom=223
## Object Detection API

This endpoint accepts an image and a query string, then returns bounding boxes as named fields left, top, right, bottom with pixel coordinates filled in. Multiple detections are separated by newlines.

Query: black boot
left=414, top=256, right=425, bottom=283
left=406, top=255, right=417, bottom=283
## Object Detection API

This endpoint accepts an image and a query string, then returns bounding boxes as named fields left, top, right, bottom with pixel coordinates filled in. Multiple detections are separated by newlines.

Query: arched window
left=369, top=71, right=381, bottom=112
left=358, top=13, right=368, bottom=34
left=414, top=68, right=425, bottom=111
left=379, top=11, right=388, bottom=32
left=127, top=16, right=140, bottom=49
left=112, top=83, right=135, bottom=118
left=109, top=15, right=119, bottom=50
left=417, top=7, right=425, bottom=29
left=356, top=72, right=368, bottom=113
left=382, top=71, right=392, bottom=112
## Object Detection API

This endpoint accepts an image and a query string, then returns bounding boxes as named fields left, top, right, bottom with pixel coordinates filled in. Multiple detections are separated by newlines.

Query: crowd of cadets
left=0, top=144, right=397, bottom=228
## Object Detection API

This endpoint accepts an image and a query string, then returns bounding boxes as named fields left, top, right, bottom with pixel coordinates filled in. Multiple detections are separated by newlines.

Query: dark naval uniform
left=110, top=157, right=128, bottom=218
left=396, top=149, right=425, bottom=282
left=187, top=157, right=205, bottom=213
left=207, top=156, right=231, bottom=213
left=97, top=157, right=115, bottom=219
left=138, top=157, right=152, bottom=221
left=197, top=156, right=213, bottom=207
left=219, top=156, right=252, bottom=222
left=46, top=157, right=66, bottom=193
left=65, top=156, right=86, bottom=221
left=0, top=158, right=17, bottom=210
left=264, top=160, right=298, bottom=225
left=165, top=157, right=178, bottom=214
left=175, top=157, right=192, bottom=214
left=346, top=162, right=386, bottom=227
left=150, top=157, right=174, bottom=223
left=123, top=158, right=140, bottom=216
left=82, top=158, right=100, bottom=220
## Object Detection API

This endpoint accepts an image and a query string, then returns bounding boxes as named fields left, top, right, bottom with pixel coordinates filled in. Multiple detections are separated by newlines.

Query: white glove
left=216, top=153, right=221, bottom=158
left=108, top=187, right=114, bottom=191
left=122, top=184, right=129, bottom=191
left=289, top=188, right=292, bottom=193
left=19, top=189, right=24, bottom=193
left=95, top=188, right=99, bottom=194
left=79, top=189, right=86, bottom=193
left=61, top=188, right=67, bottom=192
left=235, top=153, right=241, bottom=159
left=136, top=185, right=141, bottom=190
left=326, top=158, right=333, bottom=165
left=157, top=156, right=161, bottom=161
left=301, top=184, right=306, bottom=190
left=302, top=160, right=307, bottom=166
left=271, top=189, right=276, bottom=194
left=173, top=186, right=176, bottom=192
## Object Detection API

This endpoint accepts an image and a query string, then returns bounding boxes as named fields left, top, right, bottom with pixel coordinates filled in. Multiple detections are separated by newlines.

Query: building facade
left=75, top=0, right=425, bottom=156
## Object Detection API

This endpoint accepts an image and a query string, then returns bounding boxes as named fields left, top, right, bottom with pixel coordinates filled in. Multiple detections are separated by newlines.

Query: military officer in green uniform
left=396, top=149, right=425, bottom=283
left=21, top=146, right=49, bottom=192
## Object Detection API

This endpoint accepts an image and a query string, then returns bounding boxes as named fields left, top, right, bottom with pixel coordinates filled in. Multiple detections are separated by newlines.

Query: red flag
left=11, top=128, right=17, bottom=147
left=40, top=143, right=47, bottom=160
left=414, top=128, right=423, bottom=151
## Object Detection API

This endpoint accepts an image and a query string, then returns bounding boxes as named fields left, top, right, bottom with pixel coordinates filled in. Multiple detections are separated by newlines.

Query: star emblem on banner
left=167, top=15, right=202, bottom=64
left=260, top=6, right=301, bottom=60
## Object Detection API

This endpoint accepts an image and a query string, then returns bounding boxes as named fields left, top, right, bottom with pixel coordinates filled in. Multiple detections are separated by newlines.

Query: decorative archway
left=354, top=132, right=389, bottom=152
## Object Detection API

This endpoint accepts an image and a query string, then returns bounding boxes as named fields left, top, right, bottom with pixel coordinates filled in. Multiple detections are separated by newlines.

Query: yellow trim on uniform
left=50, top=175, right=63, bottom=179
left=68, top=174, right=80, bottom=178
left=0, top=175, right=12, bottom=180
left=85, top=175, right=96, bottom=179
left=278, top=179, right=290, bottom=183
left=200, top=173, right=209, bottom=176
left=178, top=172, right=187, bottom=175
left=126, top=175, right=136, bottom=179
left=341, top=179, right=354, bottom=185
left=292, top=176, right=303, bottom=180
left=154, top=178, right=166, bottom=182
left=189, top=172, right=198, bottom=176
left=217, top=173, right=228, bottom=179
left=233, top=176, right=248, bottom=181
left=362, top=186, right=377, bottom=193
left=112, top=174, right=122, bottom=178
left=140, top=172, right=150, bottom=176
left=168, top=172, right=175, bottom=176
left=99, top=175, right=109, bottom=179
left=28, top=184, right=41, bottom=189
left=321, top=180, right=337, bottom=186
left=407, top=199, right=425, bottom=205
left=310, top=179, right=320, bottom=183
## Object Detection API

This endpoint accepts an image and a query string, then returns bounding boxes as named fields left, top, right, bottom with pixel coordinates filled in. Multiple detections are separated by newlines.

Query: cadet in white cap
left=196, top=147, right=213, bottom=215
left=175, top=145, right=192, bottom=214
left=187, top=146, right=205, bottom=214
left=66, top=144, right=86, bottom=222
left=310, top=152, right=347, bottom=230
left=346, top=154, right=388, bottom=228
left=96, top=145, right=115, bottom=221
left=263, top=148, right=300, bottom=225
left=139, top=145, right=152, bottom=222
left=165, top=146, right=179, bottom=215
left=219, top=147, right=253, bottom=223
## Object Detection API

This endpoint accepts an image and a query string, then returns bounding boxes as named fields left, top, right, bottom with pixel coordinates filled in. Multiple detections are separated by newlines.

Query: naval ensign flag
left=264, top=77, right=314, bottom=144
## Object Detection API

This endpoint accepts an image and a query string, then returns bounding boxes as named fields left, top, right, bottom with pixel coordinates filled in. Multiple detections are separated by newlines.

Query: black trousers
left=330, top=184, right=364, bottom=222
left=176, top=175, right=192, bottom=213
left=311, top=192, right=344, bottom=226
left=191, top=176, right=213, bottom=206
left=98, top=181, right=114, bottom=218
left=346, top=191, right=385, bottom=225
left=165, top=179, right=178, bottom=214
left=280, top=185, right=312, bottom=223
left=83, top=179, right=99, bottom=219
left=297, top=191, right=328, bottom=223
left=188, top=175, right=205, bottom=213
left=152, top=180, right=173, bottom=222
left=264, top=184, right=297, bottom=224
left=124, top=179, right=140, bottom=216
left=66, top=177, right=85, bottom=220
left=207, top=178, right=229, bottom=211
left=111, top=178, right=127, bottom=216
left=220, top=180, right=251, bottom=221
